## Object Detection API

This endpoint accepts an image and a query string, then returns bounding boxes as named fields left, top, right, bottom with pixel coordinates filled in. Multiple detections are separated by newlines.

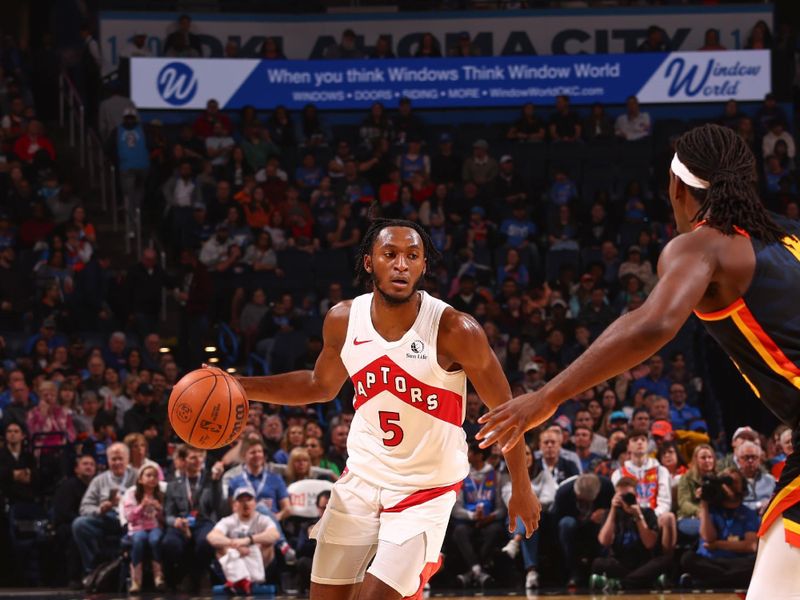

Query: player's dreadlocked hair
left=355, top=218, right=442, bottom=286
left=675, top=123, right=786, bottom=244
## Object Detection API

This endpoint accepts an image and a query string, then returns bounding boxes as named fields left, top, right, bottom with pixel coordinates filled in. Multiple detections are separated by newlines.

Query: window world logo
left=157, top=62, right=198, bottom=106
left=636, top=50, right=770, bottom=104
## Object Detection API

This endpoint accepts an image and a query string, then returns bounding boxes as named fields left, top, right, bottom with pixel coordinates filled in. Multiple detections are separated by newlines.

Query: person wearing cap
left=108, top=106, right=149, bottom=238
left=430, top=132, right=461, bottom=186
left=611, top=431, right=676, bottom=552
left=591, top=476, right=670, bottom=591
left=125, top=31, right=152, bottom=58
left=462, top=139, right=498, bottom=187
left=608, top=411, right=630, bottom=433
left=552, top=473, right=614, bottom=586
left=208, top=486, right=280, bottom=595
left=323, top=29, right=364, bottom=60
left=521, top=360, right=545, bottom=392
left=122, top=382, right=162, bottom=437
left=507, top=103, right=545, bottom=143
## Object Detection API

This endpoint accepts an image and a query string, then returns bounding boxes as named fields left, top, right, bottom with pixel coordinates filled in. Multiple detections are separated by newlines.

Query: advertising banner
left=102, top=5, right=771, bottom=74
left=131, top=51, right=771, bottom=111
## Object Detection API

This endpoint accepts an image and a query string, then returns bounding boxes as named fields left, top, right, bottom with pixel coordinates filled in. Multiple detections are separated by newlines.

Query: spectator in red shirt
left=192, top=99, right=233, bottom=140
left=13, top=120, right=55, bottom=163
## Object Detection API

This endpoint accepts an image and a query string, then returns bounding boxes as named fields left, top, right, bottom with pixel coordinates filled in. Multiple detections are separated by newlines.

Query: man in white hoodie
left=611, top=431, right=676, bottom=552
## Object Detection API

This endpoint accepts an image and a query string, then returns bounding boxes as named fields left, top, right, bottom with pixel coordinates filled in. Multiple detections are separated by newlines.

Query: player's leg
left=360, top=534, right=427, bottom=599
left=747, top=519, right=800, bottom=599
left=310, top=472, right=381, bottom=600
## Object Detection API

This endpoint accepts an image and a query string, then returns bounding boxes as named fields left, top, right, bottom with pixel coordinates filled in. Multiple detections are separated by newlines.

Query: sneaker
left=403, top=554, right=442, bottom=600
left=501, top=538, right=520, bottom=559
left=679, top=572, right=694, bottom=588
left=656, top=573, right=670, bottom=589
left=475, top=570, right=493, bottom=588
left=606, top=577, right=622, bottom=592
left=284, top=546, right=297, bottom=566
left=589, top=573, right=607, bottom=590
left=456, top=570, right=474, bottom=587
left=525, top=569, right=539, bottom=589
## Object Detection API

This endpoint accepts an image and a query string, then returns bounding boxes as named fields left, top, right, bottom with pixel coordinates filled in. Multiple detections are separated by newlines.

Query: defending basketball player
left=219, top=219, right=540, bottom=600
left=477, top=124, right=800, bottom=599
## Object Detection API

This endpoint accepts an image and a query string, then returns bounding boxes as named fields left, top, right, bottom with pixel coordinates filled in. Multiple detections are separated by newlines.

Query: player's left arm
left=439, top=309, right=541, bottom=536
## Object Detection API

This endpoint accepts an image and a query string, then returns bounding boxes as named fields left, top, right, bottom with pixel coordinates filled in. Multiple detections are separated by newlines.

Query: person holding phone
left=591, top=476, right=671, bottom=591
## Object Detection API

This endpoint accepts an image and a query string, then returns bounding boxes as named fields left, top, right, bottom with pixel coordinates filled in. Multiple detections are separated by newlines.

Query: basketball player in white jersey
left=226, top=219, right=540, bottom=599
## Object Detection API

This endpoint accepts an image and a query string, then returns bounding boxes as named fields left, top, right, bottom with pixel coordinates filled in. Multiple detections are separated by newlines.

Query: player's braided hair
left=355, top=218, right=442, bottom=286
left=675, top=123, right=786, bottom=244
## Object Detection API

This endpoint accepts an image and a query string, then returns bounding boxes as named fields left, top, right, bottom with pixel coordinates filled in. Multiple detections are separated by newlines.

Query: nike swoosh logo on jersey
left=353, top=338, right=372, bottom=346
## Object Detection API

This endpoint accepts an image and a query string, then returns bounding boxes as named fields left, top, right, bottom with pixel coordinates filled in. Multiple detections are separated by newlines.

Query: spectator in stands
left=679, top=468, right=758, bottom=588
left=591, top=476, right=671, bottom=590
left=2, top=377, right=33, bottom=430
left=164, top=14, right=202, bottom=57
left=676, top=444, right=716, bottom=539
left=431, top=133, right=461, bottom=186
left=668, top=383, right=701, bottom=430
left=163, top=446, right=224, bottom=591
left=754, top=93, right=787, bottom=135
left=72, top=442, right=137, bottom=578
left=72, top=390, right=100, bottom=437
left=303, top=436, right=340, bottom=477
left=324, top=29, right=364, bottom=60
left=762, top=119, right=796, bottom=160
left=615, top=96, right=651, bottom=141
left=630, top=354, right=669, bottom=399
left=359, top=102, right=392, bottom=152
left=13, top=120, right=55, bottom=163
left=574, top=426, right=604, bottom=473
left=699, top=28, right=726, bottom=51
left=326, top=423, right=349, bottom=475
left=452, top=442, right=505, bottom=587
left=718, top=99, right=745, bottom=130
left=494, top=159, right=529, bottom=219
left=414, top=32, right=442, bottom=58
left=549, top=95, right=581, bottom=142
left=657, top=440, right=687, bottom=485
left=369, top=34, right=394, bottom=59
left=553, top=473, right=614, bottom=586
left=110, top=107, right=149, bottom=238
left=228, top=437, right=291, bottom=520
left=260, top=37, right=285, bottom=60
left=462, top=139, right=498, bottom=187
left=450, top=31, right=480, bottom=57
left=583, top=103, right=614, bottom=142
left=393, top=97, right=424, bottom=145
left=208, top=486, right=280, bottom=595
left=537, top=425, right=580, bottom=481
left=611, top=431, right=676, bottom=551
left=507, top=103, right=545, bottom=142
left=122, top=382, right=162, bottom=436
left=122, top=464, right=166, bottom=592
left=0, top=421, right=38, bottom=505
left=735, top=440, right=775, bottom=513
left=638, top=26, right=671, bottom=52
left=53, top=454, right=96, bottom=586
left=745, top=19, right=772, bottom=50
left=26, top=380, right=76, bottom=442
left=125, top=432, right=163, bottom=478
left=127, top=248, right=171, bottom=339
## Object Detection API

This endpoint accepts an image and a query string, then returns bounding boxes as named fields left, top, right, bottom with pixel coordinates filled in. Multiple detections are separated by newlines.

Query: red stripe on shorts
left=382, top=481, right=462, bottom=514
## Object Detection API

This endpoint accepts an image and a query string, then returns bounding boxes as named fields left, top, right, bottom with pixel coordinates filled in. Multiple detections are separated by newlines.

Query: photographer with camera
left=590, top=477, right=672, bottom=591
left=679, top=468, right=758, bottom=588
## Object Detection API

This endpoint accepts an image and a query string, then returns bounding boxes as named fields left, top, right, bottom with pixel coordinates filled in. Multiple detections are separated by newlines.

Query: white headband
left=671, top=153, right=710, bottom=189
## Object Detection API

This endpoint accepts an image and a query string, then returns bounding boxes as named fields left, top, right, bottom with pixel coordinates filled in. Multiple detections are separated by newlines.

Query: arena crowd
left=0, top=9, right=797, bottom=594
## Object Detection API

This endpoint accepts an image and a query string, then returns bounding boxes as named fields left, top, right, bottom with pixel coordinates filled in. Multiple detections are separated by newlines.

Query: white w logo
left=157, top=63, right=198, bottom=106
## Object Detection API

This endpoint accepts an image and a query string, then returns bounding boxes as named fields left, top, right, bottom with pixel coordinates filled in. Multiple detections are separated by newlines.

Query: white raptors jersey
left=340, top=292, right=469, bottom=491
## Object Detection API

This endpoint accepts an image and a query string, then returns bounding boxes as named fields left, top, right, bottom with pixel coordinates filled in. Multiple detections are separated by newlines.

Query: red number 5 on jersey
left=378, top=411, right=404, bottom=447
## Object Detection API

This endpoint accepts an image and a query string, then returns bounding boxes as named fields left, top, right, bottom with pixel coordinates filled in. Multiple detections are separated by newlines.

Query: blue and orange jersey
left=693, top=216, right=800, bottom=545
left=694, top=217, right=800, bottom=430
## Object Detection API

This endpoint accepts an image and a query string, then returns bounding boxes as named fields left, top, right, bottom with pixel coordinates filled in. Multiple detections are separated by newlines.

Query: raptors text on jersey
left=340, top=292, right=469, bottom=491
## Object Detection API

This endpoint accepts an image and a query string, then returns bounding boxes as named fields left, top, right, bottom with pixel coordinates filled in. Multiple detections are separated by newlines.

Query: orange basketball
left=168, top=367, right=248, bottom=449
